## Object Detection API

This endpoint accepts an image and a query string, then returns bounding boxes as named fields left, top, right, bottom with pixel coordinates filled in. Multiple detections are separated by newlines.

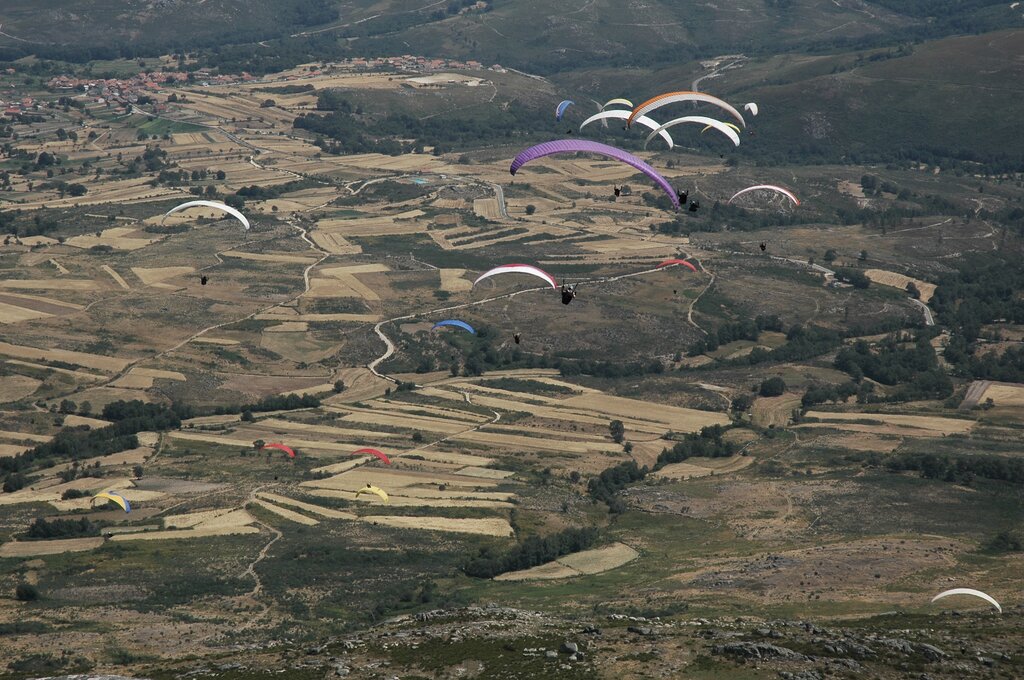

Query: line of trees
left=462, top=527, right=599, bottom=578
left=1, top=400, right=191, bottom=492
left=687, top=315, right=782, bottom=356
left=587, top=426, right=735, bottom=513
left=887, top=452, right=1024, bottom=486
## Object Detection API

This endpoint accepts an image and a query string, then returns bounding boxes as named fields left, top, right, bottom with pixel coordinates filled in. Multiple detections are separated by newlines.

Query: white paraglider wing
left=163, top=200, right=250, bottom=230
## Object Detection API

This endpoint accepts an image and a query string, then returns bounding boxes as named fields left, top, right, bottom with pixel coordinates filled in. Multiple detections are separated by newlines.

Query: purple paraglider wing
left=509, top=140, right=680, bottom=211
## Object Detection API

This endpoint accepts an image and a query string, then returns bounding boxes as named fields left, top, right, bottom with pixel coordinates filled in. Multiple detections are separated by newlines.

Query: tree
left=215, top=170, right=226, bottom=180
left=906, top=282, right=921, bottom=299
left=858, top=250, right=869, bottom=262
left=411, top=431, right=424, bottom=443
left=525, top=204, right=536, bottom=215
left=58, top=399, right=77, bottom=414
left=241, top=410, right=254, bottom=422
left=132, top=465, right=144, bottom=479
left=333, top=380, right=346, bottom=393
left=759, top=377, right=786, bottom=397
left=15, top=583, right=39, bottom=601
left=609, top=419, right=625, bottom=444
left=823, top=249, right=838, bottom=263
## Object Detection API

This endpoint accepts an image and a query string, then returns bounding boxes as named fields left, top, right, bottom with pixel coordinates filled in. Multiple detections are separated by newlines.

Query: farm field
left=0, top=30, right=1021, bottom=680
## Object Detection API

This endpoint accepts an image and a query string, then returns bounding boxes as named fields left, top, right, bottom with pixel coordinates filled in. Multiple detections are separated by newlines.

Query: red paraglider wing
left=351, top=447, right=392, bottom=465
left=262, top=443, right=295, bottom=458
left=656, top=259, right=698, bottom=272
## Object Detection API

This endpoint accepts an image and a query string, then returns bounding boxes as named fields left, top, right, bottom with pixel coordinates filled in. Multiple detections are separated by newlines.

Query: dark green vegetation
left=0, top=401, right=188, bottom=491
left=462, top=527, right=598, bottom=578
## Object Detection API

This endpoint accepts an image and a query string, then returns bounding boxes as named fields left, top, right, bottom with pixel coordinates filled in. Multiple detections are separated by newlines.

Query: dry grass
left=863, top=269, right=937, bottom=303
left=67, top=227, right=160, bottom=251
left=112, top=367, right=187, bottom=389
left=495, top=542, right=639, bottom=581
left=652, top=455, right=754, bottom=481
left=0, top=537, right=105, bottom=557
left=0, top=301, right=52, bottom=323
left=0, top=279, right=99, bottom=291
left=251, top=498, right=319, bottom=525
left=101, top=265, right=131, bottom=290
left=0, top=374, right=42, bottom=401
left=980, top=382, right=1024, bottom=406
left=131, top=266, right=195, bottom=286
left=0, top=341, right=130, bottom=372
left=802, top=411, right=973, bottom=434
left=255, top=492, right=357, bottom=520
left=360, top=515, right=513, bottom=537
left=752, top=393, right=803, bottom=428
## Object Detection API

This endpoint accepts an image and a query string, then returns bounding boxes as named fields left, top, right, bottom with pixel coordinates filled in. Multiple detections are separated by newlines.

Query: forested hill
left=1, top=0, right=1023, bottom=72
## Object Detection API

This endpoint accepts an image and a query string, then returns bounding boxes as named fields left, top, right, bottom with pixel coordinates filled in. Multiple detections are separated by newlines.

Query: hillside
left=4, top=0, right=1024, bottom=72
left=555, top=30, right=1024, bottom=170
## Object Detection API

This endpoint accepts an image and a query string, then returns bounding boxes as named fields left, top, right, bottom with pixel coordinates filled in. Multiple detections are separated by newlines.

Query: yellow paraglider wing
left=355, top=485, right=389, bottom=504
left=92, top=491, right=130, bottom=513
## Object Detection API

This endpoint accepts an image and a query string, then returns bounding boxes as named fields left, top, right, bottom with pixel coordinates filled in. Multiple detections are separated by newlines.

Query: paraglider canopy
left=931, top=588, right=1001, bottom=613
left=355, top=484, right=389, bottom=504
left=555, top=100, right=574, bottom=121
left=351, top=448, right=392, bottom=465
left=644, top=116, right=741, bottom=149
left=510, top=140, right=680, bottom=211
left=432, top=319, right=476, bottom=335
left=579, top=110, right=675, bottom=149
left=744, top=102, right=759, bottom=116
left=162, top=200, right=250, bottom=230
left=93, top=491, right=131, bottom=513
left=728, top=185, right=800, bottom=207
left=261, top=443, right=296, bottom=459
left=656, top=259, right=698, bottom=272
left=601, top=98, right=634, bottom=111
left=628, top=91, right=746, bottom=130
left=474, top=264, right=558, bottom=291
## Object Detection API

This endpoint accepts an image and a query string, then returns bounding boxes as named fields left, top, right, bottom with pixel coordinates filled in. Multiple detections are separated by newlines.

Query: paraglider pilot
left=514, top=333, right=521, bottom=345
left=561, top=283, right=577, bottom=305
left=613, top=186, right=621, bottom=198
left=677, top=189, right=688, bottom=206
left=759, top=242, right=767, bottom=252
left=689, top=201, right=700, bottom=213
left=200, top=275, right=209, bottom=286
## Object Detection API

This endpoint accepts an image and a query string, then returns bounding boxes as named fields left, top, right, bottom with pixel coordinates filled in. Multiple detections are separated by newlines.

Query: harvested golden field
left=310, top=231, right=362, bottom=254
left=752, top=393, right=803, bottom=428
left=0, top=341, right=131, bottom=372
left=112, top=367, right=187, bottom=389
left=101, top=265, right=131, bottom=289
left=0, top=374, right=42, bottom=401
left=0, top=300, right=53, bottom=323
left=221, top=251, right=319, bottom=264
left=361, top=515, right=513, bottom=537
left=251, top=498, right=319, bottom=525
left=495, top=543, right=639, bottom=581
left=0, top=537, right=105, bottom=557
left=0, top=279, right=99, bottom=291
left=980, top=382, right=1024, bottom=406
left=863, top=269, right=937, bottom=303
left=802, top=411, right=974, bottom=435
left=652, top=455, right=754, bottom=481
left=110, top=525, right=261, bottom=541
left=67, top=227, right=161, bottom=251
left=438, top=268, right=473, bottom=291
left=131, top=266, right=195, bottom=286
left=255, top=493, right=357, bottom=520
